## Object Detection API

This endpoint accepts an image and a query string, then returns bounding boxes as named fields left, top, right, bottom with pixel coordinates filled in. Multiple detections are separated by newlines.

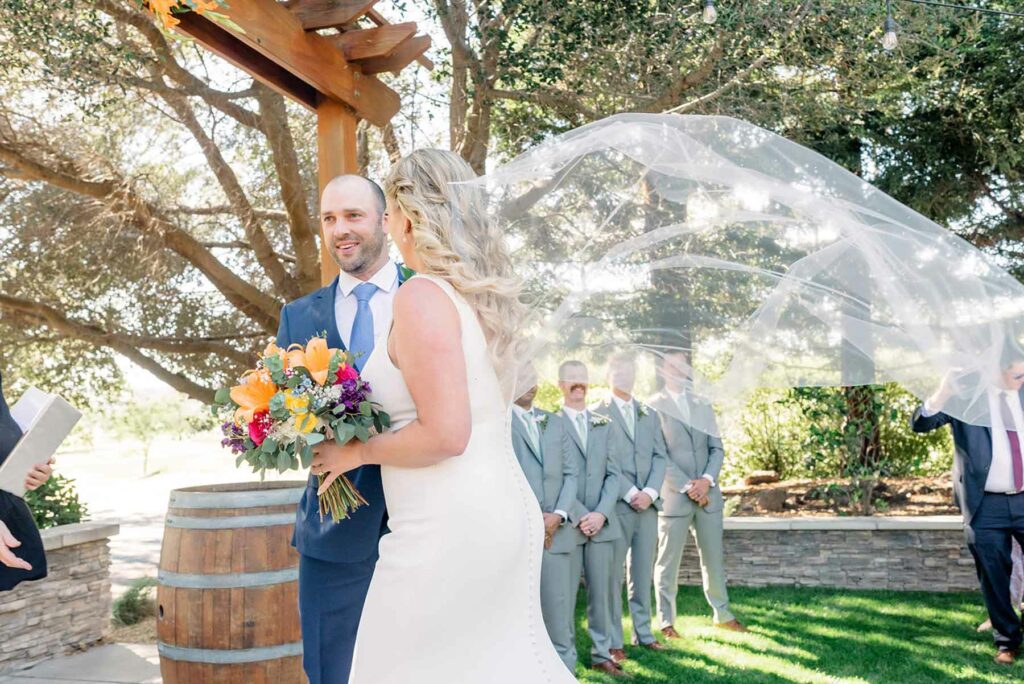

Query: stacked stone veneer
left=0, top=522, right=119, bottom=673
left=676, top=516, right=978, bottom=592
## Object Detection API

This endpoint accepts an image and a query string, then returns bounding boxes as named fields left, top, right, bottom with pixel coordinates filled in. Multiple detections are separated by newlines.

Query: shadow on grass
left=571, top=586, right=1022, bottom=683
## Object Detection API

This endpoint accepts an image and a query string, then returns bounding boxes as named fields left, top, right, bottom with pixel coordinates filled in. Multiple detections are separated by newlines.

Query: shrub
left=24, top=473, right=87, bottom=529
left=112, top=577, right=158, bottom=626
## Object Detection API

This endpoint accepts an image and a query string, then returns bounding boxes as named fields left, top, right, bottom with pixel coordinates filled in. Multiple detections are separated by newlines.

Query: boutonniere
left=590, top=414, right=610, bottom=428
left=398, top=264, right=416, bottom=282
left=637, top=404, right=650, bottom=418
left=536, top=413, right=550, bottom=430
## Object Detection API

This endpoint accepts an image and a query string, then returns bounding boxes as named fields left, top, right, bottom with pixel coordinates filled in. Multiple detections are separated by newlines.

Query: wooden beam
left=176, top=0, right=399, bottom=126
left=176, top=11, right=318, bottom=109
left=284, top=0, right=378, bottom=31
left=356, top=35, right=432, bottom=75
left=365, top=9, right=434, bottom=71
left=329, top=22, right=417, bottom=61
left=316, top=98, right=358, bottom=285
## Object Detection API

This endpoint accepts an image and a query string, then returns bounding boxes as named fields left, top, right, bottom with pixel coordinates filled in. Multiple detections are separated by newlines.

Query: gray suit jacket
left=512, top=408, right=585, bottom=553
left=558, top=410, right=622, bottom=543
left=650, top=391, right=725, bottom=516
left=597, top=400, right=668, bottom=511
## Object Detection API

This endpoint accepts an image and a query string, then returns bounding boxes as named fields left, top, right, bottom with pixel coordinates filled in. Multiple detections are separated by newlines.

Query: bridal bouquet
left=214, top=338, right=391, bottom=522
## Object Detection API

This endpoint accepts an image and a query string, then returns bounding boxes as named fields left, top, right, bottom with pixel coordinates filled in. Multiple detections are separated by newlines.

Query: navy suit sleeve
left=276, top=304, right=291, bottom=348
left=911, top=405, right=952, bottom=433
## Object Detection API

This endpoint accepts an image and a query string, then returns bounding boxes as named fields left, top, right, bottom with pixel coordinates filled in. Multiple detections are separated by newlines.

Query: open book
left=0, top=387, right=82, bottom=498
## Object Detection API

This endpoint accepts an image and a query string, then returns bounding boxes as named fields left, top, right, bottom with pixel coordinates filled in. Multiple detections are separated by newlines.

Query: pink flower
left=248, top=411, right=272, bottom=446
left=335, top=364, right=359, bottom=385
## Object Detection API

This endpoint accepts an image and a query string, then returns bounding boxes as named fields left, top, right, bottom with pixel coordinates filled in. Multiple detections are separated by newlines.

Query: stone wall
left=0, top=522, right=119, bottom=674
left=676, top=516, right=977, bottom=592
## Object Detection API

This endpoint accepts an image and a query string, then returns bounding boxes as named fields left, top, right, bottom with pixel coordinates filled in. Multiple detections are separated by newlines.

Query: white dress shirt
left=334, top=258, right=399, bottom=348
left=986, top=388, right=1024, bottom=494
left=670, top=389, right=716, bottom=491
left=612, top=395, right=660, bottom=504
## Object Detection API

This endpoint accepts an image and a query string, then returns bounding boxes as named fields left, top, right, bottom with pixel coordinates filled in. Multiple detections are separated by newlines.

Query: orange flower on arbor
left=286, top=338, right=338, bottom=386
left=143, top=0, right=226, bottom=30
left=229, top=369, right=278, bottom=422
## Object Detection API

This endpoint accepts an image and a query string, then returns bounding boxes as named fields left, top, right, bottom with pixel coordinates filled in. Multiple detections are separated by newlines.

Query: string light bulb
left=882, top=0, right=898, bottom=51
left=702, top=0, right=717, bottom=25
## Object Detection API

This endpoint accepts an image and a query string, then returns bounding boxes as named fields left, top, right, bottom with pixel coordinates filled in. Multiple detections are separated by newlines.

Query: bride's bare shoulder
left=393, top=276, right=459, bottom=330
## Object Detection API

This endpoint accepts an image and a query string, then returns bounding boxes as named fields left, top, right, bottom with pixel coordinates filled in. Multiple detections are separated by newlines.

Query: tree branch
left=254, top=85, right=321, bottom=293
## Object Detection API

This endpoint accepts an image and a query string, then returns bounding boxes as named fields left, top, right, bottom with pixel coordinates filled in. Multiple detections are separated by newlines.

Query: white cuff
left=921, top=399, right=938, bottom=418
left=554, top=509, right=568, bottom=523
left=642, top=487, right=660, bottom=503
left=702, top=474, right=716, bottom=488
left=623, top=485, right=640, bottom=504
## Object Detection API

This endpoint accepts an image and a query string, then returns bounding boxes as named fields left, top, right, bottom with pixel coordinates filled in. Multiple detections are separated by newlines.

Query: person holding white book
left=0, top=370, right=54, bottom=590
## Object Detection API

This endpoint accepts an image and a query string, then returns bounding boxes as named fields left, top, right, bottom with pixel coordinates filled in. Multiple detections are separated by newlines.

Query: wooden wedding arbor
left=174, top=0, right=432, bottom=286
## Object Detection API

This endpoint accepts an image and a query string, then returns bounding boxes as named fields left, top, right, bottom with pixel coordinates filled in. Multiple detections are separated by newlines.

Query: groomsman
left=556, top=361, right=628, bottom=678
left=511, top=383, right=585, bottom=673
left=598, top=353, right=668, bottom=661
left=277, top=175, right=408, bottom=683
left=651, top=350, right=746, bottom=636
left=913, top=348, right=1024, bottom=665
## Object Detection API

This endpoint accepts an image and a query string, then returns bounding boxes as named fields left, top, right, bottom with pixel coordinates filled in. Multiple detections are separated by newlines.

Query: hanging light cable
left=882, top=0, right=899, bottom=50
left=904, top=0, right=1024, bottom=18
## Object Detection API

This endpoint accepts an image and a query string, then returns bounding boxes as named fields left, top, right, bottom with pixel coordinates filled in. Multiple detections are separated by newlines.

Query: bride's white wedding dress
left=348, top=275, right=576, bottom=683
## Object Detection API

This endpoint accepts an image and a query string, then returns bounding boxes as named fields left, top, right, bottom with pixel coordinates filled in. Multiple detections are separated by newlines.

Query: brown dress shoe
left=609, top=648, right=628, bottom=663
left=994, top=649, right=1018, bottom=665
left=661, top=626, right=681, bottom=639
left=591, top=661, right=632, bottom=678
left=637, top=640, right=667, bottom=651
left=715, top=619, right=749, bottom=633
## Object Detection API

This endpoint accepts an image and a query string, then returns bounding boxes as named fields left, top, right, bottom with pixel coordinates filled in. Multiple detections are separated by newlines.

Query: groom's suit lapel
left=314, top=275, right=345, bottom=351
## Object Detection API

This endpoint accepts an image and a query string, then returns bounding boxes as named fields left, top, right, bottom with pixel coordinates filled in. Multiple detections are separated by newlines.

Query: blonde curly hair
left=384, top=149, right=526, bottom=380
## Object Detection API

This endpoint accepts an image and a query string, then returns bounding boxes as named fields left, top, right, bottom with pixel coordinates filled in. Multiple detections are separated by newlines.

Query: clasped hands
left=629, top=490, right=654, bottom=512
left=685, top=477, right=711, bottom=507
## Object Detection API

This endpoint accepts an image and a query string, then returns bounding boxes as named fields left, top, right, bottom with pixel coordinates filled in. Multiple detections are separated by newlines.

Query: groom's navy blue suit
left=276, top=264, right=405, bottom=684
left=913, top=392, right=1024, bottom=652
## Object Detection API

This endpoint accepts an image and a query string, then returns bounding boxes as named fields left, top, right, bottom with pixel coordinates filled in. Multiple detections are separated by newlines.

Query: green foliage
left=111, top=576, right=157, bottom=626
left=724, top=384, right=952, bottom=482
left=24, top=473, right=87, bottom=529
left=108, top=395, right=203, bottom=474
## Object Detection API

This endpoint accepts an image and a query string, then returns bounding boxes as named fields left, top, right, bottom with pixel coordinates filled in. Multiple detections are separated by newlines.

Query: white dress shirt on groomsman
left=556, top=361, right=630, bottom=679
left=649, top=350, right=747, bottom=637
left=510, top=384, right=584, bottom=674
left=596, top=353, right=668, bottom=662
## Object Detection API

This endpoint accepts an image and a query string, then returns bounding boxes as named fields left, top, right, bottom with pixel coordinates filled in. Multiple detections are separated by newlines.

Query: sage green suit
left=598, top=400, right=668, bottom=648
left=649, top=391, right=734, bottom=626
left=512, top=408, right=585, bottom=672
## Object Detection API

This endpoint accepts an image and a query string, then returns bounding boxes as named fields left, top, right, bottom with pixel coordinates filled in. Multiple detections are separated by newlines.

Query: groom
left=277, top=174, right=406, bottom=684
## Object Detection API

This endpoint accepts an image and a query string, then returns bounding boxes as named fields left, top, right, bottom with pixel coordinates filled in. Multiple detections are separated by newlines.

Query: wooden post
left=316, top=97, right=359, bottom=285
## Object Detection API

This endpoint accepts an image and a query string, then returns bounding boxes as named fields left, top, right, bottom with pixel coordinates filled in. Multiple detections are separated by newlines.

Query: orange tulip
left=230, top=369, right=278, bottom=422
left=286, top=338, right=338, bottom=385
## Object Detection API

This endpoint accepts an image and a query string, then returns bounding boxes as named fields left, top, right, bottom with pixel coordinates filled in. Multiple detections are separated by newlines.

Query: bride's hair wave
left=383, top=148, right=526, bottom=379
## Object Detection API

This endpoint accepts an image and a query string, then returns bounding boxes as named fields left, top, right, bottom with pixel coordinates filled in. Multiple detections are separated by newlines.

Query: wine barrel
left=157, top=481, right=306, bottom=683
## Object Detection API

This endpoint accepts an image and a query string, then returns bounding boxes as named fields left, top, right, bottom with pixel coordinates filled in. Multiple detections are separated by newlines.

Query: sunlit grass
left=573, top=586, right=1021, bottom=683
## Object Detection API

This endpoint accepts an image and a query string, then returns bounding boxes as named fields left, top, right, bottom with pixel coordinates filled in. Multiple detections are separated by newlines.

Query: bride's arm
left=312, top=279, right=472, bottom=479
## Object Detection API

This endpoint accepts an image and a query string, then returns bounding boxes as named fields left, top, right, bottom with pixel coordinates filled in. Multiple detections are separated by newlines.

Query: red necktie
left=998, top=392, right=1024, bottom=491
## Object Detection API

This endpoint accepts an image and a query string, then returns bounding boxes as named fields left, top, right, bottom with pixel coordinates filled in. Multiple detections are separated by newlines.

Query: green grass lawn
left=573, top=586, right=1022, bottom=683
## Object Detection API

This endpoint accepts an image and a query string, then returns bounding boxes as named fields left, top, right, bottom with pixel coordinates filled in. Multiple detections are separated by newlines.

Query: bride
left=310, top=149, right=577, bottom=683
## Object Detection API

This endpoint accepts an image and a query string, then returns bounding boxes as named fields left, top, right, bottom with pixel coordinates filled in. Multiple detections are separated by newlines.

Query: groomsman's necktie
left=622, top=403, right=635, bottom=440
left=522, top=411, right=540, bottom=454
left=575, top=412, right=588, bottom=450
left=349, top=282, right=379, bottom=372
left=999, top=392, right=1024, bottom=491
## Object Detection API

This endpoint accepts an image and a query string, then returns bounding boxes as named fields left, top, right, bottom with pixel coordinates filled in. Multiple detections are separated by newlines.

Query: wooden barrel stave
left=157, top=482, right=306, bottom=683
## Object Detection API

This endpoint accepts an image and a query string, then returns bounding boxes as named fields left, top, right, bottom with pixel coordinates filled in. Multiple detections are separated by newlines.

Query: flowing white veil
left=460, top=113, right=1024, bottom=435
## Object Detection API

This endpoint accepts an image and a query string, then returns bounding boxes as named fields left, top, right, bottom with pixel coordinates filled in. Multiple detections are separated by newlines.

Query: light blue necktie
left=349, top=282, right=379, bottom=372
